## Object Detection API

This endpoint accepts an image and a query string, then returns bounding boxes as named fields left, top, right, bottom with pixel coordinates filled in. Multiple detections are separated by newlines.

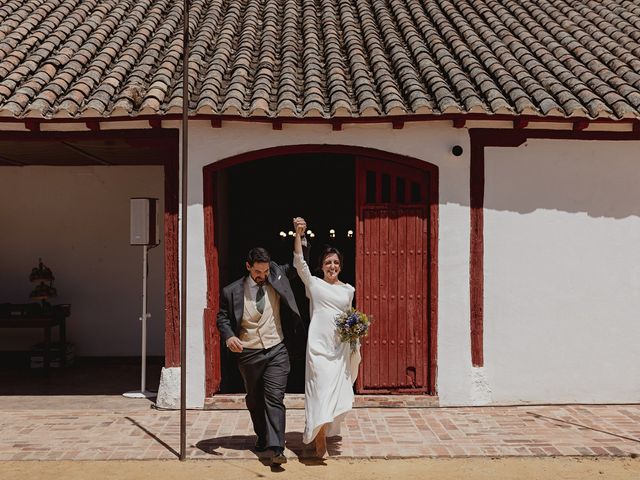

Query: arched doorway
left=203, top=146, right=438, bottom=397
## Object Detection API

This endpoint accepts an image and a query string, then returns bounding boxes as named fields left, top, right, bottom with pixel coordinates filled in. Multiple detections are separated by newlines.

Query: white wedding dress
left=293, top=252, right=361, bottom=444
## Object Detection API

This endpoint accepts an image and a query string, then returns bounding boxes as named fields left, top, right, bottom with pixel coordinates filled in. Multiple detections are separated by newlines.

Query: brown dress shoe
left=271, top=448, right=287, bottom=465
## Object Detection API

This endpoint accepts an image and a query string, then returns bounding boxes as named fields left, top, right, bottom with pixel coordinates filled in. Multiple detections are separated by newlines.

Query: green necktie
left=256, top=285, right=265, bottom=314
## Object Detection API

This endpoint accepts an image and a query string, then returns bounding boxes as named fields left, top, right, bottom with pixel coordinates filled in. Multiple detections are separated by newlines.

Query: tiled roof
left=1, top=0, right=640, bottom=119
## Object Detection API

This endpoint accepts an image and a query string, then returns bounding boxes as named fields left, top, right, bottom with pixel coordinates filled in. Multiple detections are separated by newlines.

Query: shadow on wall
left=198, top=139, right=640, bottom=221
left=483, top=140, right=640, bottom=219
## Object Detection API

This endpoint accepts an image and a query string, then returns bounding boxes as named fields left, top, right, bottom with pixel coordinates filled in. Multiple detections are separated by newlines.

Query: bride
left=293, top=218, right=361, bottom=457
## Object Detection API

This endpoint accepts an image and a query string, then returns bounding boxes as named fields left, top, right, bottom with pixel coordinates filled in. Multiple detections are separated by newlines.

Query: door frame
left=202, top=145, right=439, bottom=396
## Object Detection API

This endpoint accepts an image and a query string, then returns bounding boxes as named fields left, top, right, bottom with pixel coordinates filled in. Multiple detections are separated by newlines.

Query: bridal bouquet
left=335, top=307, right=372, bottom=352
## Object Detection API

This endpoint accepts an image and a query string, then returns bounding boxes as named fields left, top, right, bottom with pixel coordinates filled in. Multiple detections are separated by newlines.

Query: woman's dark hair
left=247, top=247, right=271, bottom=265
left=316, top=245, right=343, bottom=273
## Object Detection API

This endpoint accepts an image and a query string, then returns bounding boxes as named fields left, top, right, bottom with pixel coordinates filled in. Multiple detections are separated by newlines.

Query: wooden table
left=0, top=308, right=69, bottom=373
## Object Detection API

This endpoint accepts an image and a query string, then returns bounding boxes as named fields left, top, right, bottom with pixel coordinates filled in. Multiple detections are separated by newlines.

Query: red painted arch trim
left=468, top=128, right=640, bottom=367
left=202, top=144, right=442, bottom=172
left=428, top=165, right=439, bottom=395
left=202, top=144, right=439, bottom=396
left=203, top=166, right=221, bottom=393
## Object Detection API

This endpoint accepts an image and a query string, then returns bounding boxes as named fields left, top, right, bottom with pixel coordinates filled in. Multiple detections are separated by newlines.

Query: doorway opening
left=204, top=146, right=439, bottom=397
left=214, top=153, right=356, bottom=393
left=0, top=129, right=178, bottom=397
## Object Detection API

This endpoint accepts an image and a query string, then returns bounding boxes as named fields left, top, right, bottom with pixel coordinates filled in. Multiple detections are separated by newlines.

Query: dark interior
left=215, top=153, right=356, bottom=393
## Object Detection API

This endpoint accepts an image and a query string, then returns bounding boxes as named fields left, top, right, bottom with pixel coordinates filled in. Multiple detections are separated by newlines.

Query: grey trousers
left=236, top=342, right=290, bottom=449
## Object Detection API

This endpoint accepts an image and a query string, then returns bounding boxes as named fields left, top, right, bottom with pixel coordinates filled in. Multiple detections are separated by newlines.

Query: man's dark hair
left=317, top=245, right=343, bottom=272
left=247, top=247, right=271, bottom=266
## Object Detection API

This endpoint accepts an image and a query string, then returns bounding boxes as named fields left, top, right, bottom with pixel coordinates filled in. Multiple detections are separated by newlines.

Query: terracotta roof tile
left=1, top=0, right=640, bottom=119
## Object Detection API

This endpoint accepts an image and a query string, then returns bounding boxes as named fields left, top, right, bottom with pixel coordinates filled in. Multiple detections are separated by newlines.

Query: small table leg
left=44, top=326, right=51, bottom=374
left=59, top=317, right=66, bottom=368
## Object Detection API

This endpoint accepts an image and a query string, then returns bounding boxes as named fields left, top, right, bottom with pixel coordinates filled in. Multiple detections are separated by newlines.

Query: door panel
left=356, top=158, right=429, bottom=392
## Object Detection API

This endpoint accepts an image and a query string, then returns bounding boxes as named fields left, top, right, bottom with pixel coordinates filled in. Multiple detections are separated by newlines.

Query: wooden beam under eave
left=453, top=118, right=466, bottom=128
left=24, top=120, right=40, bottom=132
left=86, top=120, right=100, bottom=132
left=513, top=118, right=528, bottom=129
left=0, top=153, right=25, bottom=166
left=272, top=120, right=283, bottom=130
left=210, top=118, right=222, bottom=128
left=392, top=119, right=404, bottom=129
left=149, top=119, right=162, bottom=129
left=573, top=119, right=589, bottom=131
left=61, top=141, right=111, bottom=165
left=331, top=120, right=342, bottom=131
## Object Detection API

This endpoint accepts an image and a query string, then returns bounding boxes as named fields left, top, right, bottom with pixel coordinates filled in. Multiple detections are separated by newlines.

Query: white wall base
left=155, top=367, right=181, bottom=409
left=470, top=367, right=492, bottom=405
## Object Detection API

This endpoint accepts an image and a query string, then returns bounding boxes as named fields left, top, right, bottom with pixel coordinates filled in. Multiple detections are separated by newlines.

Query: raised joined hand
left=293, top=217, right=307, bottom=236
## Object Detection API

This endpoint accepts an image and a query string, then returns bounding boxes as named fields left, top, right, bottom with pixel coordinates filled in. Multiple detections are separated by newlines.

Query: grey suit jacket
left=216, top=256, right=308, bottom=351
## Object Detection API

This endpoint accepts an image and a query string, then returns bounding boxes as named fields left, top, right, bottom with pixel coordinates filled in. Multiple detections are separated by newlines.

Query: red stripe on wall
left=164, top=155, right=180, bottom=367
left=469, top=142, right=485, bottom=367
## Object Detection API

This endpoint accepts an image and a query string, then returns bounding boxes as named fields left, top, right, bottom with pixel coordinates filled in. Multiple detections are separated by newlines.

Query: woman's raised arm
left=293, top=217, right=313, bottom=287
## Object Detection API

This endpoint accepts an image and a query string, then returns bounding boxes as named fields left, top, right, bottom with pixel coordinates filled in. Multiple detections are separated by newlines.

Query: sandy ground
left=1, top=457, right=639, bottom=480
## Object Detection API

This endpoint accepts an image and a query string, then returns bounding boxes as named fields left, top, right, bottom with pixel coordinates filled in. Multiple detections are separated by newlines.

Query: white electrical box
left=130, top=198, right=159, bottom=245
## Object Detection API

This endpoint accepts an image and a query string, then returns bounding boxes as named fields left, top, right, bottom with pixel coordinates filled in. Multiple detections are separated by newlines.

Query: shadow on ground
left=195, top=431, right=343, bottom=464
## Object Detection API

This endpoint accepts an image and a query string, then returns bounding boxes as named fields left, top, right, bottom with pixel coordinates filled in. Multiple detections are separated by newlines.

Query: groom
left=216, top=218, right=308, bottom=465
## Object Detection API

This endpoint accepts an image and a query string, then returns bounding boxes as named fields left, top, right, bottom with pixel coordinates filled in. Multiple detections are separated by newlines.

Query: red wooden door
left=355, top=158, right=430, bottom=393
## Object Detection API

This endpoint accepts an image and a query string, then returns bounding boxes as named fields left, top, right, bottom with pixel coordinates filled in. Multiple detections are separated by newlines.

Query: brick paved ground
left=0, top=398, right=638, bottom=461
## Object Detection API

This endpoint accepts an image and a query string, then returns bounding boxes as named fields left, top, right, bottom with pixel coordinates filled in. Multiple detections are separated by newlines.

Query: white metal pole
left=141, top=244, right=148, bottom=393
left=123, top=244, right=153, bottom=398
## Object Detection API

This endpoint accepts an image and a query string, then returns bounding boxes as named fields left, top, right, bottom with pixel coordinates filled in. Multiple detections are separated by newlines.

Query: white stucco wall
left=184, top=121, right=473, bottom=407
left=483, top=139, right=640, bottom=403
left=182, top=122, right=640, bottom=408
left=3, top=121, right=636, bottom=408
left=0, top=166, right=165, bottom=357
